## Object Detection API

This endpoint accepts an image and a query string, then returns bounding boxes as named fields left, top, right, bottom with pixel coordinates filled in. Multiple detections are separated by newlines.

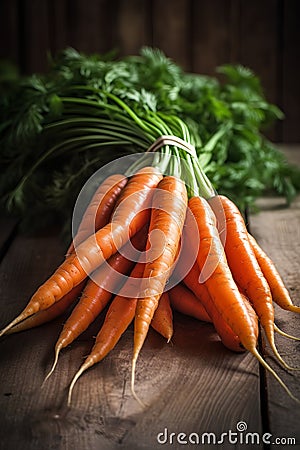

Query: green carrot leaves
left=0, top=47, right=298, bottom=235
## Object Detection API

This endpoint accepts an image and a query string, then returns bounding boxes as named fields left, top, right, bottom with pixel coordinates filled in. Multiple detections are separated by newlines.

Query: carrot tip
left=68, top=359, right=93, bottom=407
left=287, top=305, right=300, bottom=314
left=0, top=312, right=29, bottom=338
left=274, top=324, right=300, bottom=341
left=42, top=345, right=62, bottom=387
left=252, top=348, right=300, bottom=404
left=131, top=356, right=146, bottom=409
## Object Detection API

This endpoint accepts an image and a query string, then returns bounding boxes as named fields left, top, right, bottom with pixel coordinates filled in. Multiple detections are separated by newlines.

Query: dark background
left=0, top=0, right=299, bottom=142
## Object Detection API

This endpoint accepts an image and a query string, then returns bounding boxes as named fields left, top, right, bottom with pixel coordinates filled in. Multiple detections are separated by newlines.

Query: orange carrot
left=0, top=166, right=162, bottom=337
left=5, top=282, right=86, bottom=335
left=44, top=226, right=148, bottom=380
left=248, top=233, right=300, bottom=313
left=169, top=283, right=212, bottom=323
left=209, top=194, right=293, bottom=369
left=68, top=260, right=145, bottom=405
left=132, top=176, right=188, bottom=404
left=151, top=292, right=173, bottom=342
left=67, top=173, right=127, bottom=255
left=183, top=261, right=246, bottom=353
left=189, top=196, right=298, bottom=401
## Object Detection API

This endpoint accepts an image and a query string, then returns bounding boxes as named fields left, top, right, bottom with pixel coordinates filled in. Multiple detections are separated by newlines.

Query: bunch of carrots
left=1, top=132, right=300, bottom=407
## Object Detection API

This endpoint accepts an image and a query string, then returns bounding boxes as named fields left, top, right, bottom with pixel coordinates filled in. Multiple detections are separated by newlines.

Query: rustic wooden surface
left=0, top=0, right=300, bottom=142
left=249, top=145, right=300, bottom=447
left=0, top=147, right=299, bottom=449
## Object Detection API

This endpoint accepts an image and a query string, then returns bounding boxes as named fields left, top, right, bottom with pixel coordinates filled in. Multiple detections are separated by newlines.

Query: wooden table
left=0, top=147, right=299, bottom=450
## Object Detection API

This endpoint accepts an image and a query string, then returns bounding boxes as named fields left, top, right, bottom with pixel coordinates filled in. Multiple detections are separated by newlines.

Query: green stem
left=105, top=92, right=160, bottom=139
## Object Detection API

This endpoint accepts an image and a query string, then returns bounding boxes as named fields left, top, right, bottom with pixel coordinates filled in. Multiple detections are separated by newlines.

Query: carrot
left=240, top=291, right=260, bottom=335
left=183, top=261, right=247, bottom=353
left=44, top=226, right=149, bottom=381
left=189, top=196, right=299, bottom=401
left=248, top=233, right=300, bottom=313
left=209, top=194, right=294, bottom=370
left=5, top=282, right=86, bottom=335
left=132, top=176, right=188, bottom=404
left=151, top=292, right=173, bottom=342
left=67, top=173, right=127, bottom=255
left=68, top=260, right=146, bottom=405
left=0, top=166, right=162, bottom=337
left=169, top=283, right=212, bottom=323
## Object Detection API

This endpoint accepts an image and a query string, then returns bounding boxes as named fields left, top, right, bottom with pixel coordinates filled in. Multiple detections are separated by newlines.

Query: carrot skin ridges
left=55, top=226, right=148, bottom=351
left=67, top=166, right=162, bottom=281
left=67, top=261, right=146, bottom=405
left=169, top=283, right=212, bottom=323
left=151, top=292, right=173, bottom=341
left=67, top=173, right=127, bottom=255
left=5, top=281, right=86, bottom=335
left=209, top=196, right=275, bottom=340
left=248, top=233, right=300, bottom=313
left=131, top=176, right=188, bottom=406
left=0, top=167, right=162, bottom=337
left=87, top=261, right=145, bottom=365
left=133, top=176, right=188, bottom=360
left=183, top=262, right=246, bottom=352
left=188, top=196, right=258, bottom=353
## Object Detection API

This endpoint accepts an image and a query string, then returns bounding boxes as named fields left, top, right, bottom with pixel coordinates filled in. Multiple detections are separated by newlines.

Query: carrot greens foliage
left=0, top=47, right=299, bottom=234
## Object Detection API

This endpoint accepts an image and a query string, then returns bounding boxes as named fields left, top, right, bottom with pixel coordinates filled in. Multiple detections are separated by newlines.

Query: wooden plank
left=0, top=0, right=20, bottom=64
left=0, top=228, right=262, bottom=449
left=65, top=0, right=115, bottom=55
left=192, top=0, right=232, bottom=74
left=152, top=0, right=192, bottom=71
left=0, top=217, right=18, bottom=260
left=238, top=0, right=279, bottom=103
left=20, top=0, right=51, bottom=74
left=4, top=149, right=299, bottom=449
left=249, top=146, right=300, bottom=446
left=116, top=0, right=152, bottom=56
left=48, top=0, right=69, bottom=56
left=278, top=143, right=300, bottom=167
left=250, top=196, right=300, bottom=446
left=282, top=0, right=300, bottom=142
left=237, top=0, right=280, bottom=141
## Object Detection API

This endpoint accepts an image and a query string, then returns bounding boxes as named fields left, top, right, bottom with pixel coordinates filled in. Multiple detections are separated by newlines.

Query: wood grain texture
left=0, top=0, right=299, bottom=140
left=0, top=0, right=20, bottom=64
left=65, top=0, right=115, bottom=55
left=116, top=0, right=152, bottom=56
left=0, top=217, right=18, bottom=261
left=0, top=147, right=299, bottom=449
left=237, top=0, right=280, bottom=141
left=0, top=231, right=261, bottom=449
left=192, top=0, right=232, bottom=74
left=249, top=146, right=300, bottom=447
left=20, top=0, right=51, bottom=74
left=152, top=0, right=192, bottom=71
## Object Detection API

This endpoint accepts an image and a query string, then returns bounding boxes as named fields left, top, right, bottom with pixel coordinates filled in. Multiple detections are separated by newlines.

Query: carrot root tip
left=269, top=340, right=300, bottom=371
left=252, top=348, right=300, bottom=404
left=288, top=305, right=300, bottom=314
left=131, top=356, right=146, bottom=409
left=42, top=345, right=62, bottom=387
left=68, top=359, right=93, bottom=407
left=0, top=313, right=29, bottom=338
left=274, top=324, right=300, bottom=341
